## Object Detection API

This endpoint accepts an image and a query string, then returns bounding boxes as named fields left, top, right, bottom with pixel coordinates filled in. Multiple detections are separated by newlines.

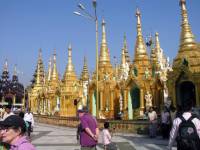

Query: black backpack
left=177, top=115, right=200, bottom=150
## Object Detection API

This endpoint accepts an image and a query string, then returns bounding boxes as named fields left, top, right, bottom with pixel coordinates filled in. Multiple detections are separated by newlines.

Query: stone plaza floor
left=31, top=123, right=177, bottom=150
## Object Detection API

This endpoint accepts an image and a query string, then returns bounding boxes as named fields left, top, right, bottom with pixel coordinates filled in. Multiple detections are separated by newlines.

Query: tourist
left=0, top=121, right=9, bottom=150
left=175, top=105, right=182, bottom=118
left=102, top=121, right=117, bottom=150
left=168, top=99, right=200, bottom=150
left=148, top=107, right=157, bottom=138
left=24, top=109, right=34, bottom=137
left=0, top=106, right=4, bottom=120
left=2, top=105, right=14, bottom=121
left=170, top=106, right=176, bottom=122
left=1, top=115, right=36, bottom=150
left=76, top=122, right=82, bottom=143
left=77, top=106, right=99, bottom=150
left=161, top=106, right=171, bottom=139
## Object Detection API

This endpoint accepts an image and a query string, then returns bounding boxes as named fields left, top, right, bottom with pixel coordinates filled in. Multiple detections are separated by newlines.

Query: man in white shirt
left=148, top=107, right=157, bottom=138
left=168, top=99, right=200, bottom=150
left=2, top=105, right=14, bottom=120
left=24, top=108, right=34, bottom=137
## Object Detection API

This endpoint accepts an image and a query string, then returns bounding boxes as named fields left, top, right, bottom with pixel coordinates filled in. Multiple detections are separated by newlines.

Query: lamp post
left=74, top=0, right=99, bottom=117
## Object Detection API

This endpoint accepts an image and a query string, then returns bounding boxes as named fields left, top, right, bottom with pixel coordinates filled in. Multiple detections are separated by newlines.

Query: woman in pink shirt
left=1, top=115, right=36, bottom=150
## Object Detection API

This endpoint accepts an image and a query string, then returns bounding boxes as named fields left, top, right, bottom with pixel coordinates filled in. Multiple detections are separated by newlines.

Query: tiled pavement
left=31, top=123, right=177, bottom=150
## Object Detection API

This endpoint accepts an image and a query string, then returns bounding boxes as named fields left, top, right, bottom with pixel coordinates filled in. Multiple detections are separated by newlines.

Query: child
left=102, top=122, right=117, bottom=150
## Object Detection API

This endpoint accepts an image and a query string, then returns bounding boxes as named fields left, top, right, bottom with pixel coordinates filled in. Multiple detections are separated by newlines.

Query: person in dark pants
left=77, top=123, right=82, bottom=143
left=24, top=109, right=34, bottom=137
left=78, top=106, right=99, bottom=150
left=161, top=106, right=171, bottom=139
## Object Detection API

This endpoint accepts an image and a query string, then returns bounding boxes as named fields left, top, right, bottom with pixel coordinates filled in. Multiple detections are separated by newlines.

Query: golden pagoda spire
left=13, top=64, right=17, bottom=76
left=51, top=49, right=59, bottom=81
left=35, top=62, right=41, bottom=85
left=154, top=32, right=161, bottom=61
left=3, top=59, right=8, bottom=72
left=134, top=8, right=148, bottom=60
left=173, top=0, right=200, bottom=72
left=63, top=44, right=77, bottom=82
left=155, top=32, right=161, bottom=52
left=38, top=48, right=42, bottom=61
left=35, top=48, right=45, bottom=85
left=66, top=44, right=75, bottom=72
left=99, top=19, right=111, bottom=67
left=123, top=34, right=130, bottom=64
left=81, top=56, right=89, bottom=81
left=47, top=57, right=52, bottom=81
left=120, top=41, right=126, bottom=70
left=150, top=35, right=157, bottom=64
left=179, top=0, right=196, bottom=51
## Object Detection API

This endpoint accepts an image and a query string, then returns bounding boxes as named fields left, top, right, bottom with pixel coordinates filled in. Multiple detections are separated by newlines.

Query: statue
left=132, top=67, right=138, bottom=77
left=119, top=94, right=123, bottom=112
left=145, top=91, right=152, bottom=111
left=104, top=72, right=109, bottom=80
left=124, top=62, right=129, bottom=79
left=99, top=111, right=106, bottom=119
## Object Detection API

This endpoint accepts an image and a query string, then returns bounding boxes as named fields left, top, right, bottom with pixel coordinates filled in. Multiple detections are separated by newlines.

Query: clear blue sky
left=0, top=0, right=200, bottom=86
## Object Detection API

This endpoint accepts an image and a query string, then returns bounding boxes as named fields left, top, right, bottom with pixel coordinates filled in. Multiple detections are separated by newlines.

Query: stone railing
left=34, top=115, right=149, bottom=134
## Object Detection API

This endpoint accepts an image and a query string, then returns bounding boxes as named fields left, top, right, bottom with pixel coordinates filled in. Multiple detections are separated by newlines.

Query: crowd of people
left=146, top=99, right=200, bottom=150
left=76, top=99, right=200, bottom=150
left=0, top=99, right=199, bottom=150
left=0, top=105, right=35, bottom=150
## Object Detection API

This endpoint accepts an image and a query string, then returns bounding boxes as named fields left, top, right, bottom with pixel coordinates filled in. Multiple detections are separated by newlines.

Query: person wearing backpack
left=168, top=99, right=200, bottom=150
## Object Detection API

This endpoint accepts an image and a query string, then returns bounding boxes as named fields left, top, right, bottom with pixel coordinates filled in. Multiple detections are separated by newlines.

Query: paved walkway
left=31, top=123, right=177, bottom=150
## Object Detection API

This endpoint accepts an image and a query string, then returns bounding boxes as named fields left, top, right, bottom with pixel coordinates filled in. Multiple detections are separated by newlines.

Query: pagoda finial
left=3, top=59, right=8, bottom=72
left=35, top=48, right=45, bottom=85
left=39, top=48, right=42, bottom=59
left=12, top=64, right=18, bottom=82
left=179, top=0, right=196, bottom=50
left=102, top=19, right=106, bottom=44
left=123, top=33, right=130, bottom=64
left=136, top=8, right=142, bottom=37
left=150, top=33, right=157, bottom=64
left=155, top=32, right=160, bottom=52
left=13, top=64, right=17, bottom=76
left=99, top=18, right=112, bottom=68
left=81, top=56, right=89, bottom=81
left=63, top=44, right=77, bottom=83
left=66, top=44, right=74, bottom=72
left=35, top=62, right=41, bottom=85
left=51, top=49, right=59, bottom=81
left=121, top=44, right=126, bottom=69
left=134, top=8, right=148, bottom=59
left=47, top=57, right=52, bottom=81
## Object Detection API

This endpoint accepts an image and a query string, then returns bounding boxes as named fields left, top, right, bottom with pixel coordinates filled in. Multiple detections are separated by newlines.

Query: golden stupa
left=29, top=7, right=175, bottom=119
left=167, top=0, right=200, bottom=107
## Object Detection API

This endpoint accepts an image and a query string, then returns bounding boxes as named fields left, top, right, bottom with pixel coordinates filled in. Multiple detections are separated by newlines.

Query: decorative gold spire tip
left=68, top=43, right=72, bottom=49
left=179, top=0, right=186, bottom=6
left=136, top=8, right=140, bottom=16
